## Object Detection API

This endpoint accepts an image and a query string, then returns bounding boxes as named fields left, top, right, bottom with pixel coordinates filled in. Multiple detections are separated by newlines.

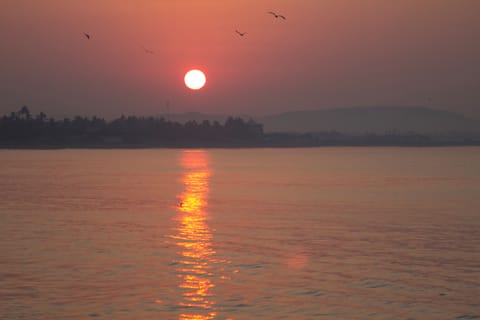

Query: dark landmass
left=1, top=106, right=479, bottom=148
left=260, top=106, right=480, bottom=134
left=0, top=106, right=263, bottom=148
left=156, top=112, right=248, bottom=125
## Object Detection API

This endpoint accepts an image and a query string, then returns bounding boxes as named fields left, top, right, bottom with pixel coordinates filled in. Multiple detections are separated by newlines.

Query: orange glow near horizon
left=171, top=150, right=217, bottom=320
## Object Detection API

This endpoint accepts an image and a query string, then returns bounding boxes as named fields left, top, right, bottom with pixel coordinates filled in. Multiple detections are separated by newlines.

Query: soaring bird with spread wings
left=83, top=32, right=91, bottom=39
left=268, top=11, right=286, bottom=20
left=141, top=45, right=156, bottom=55
left=235, top=30, right=247, bottom=37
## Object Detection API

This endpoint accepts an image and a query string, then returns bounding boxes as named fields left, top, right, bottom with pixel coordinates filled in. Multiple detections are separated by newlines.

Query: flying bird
left=83, top=32, right=91, bottom=39
left=268, top=11, right=286, bottom=20
left=235, top=30, right=247, bottom=37
left=141, top=45, right=156, bottom=54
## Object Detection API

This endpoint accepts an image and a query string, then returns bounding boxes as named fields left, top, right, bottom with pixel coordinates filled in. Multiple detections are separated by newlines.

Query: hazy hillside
left=259, top=106, right=480, bottom=134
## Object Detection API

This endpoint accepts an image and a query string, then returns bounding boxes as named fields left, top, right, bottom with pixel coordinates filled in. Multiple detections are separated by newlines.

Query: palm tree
left=18, top=105, right=31, bottom=120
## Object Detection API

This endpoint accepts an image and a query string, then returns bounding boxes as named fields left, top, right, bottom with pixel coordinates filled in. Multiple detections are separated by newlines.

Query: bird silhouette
left=141, top=45, right=156, bottom=54
left=235, top=30, right=247, bottom=37
left=83, top=32, right=91, bottom=40
left=268, top=11, right=286, bottom=20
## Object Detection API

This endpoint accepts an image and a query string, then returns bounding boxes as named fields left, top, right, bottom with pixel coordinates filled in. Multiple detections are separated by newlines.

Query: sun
left=184, top=69, right=206, bottom=90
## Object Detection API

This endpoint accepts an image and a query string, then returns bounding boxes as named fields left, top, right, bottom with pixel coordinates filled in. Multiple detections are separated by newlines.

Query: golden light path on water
left=171, top=150, right=217, bottom=320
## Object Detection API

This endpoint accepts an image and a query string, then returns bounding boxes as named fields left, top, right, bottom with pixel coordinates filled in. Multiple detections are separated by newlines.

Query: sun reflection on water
left=172, top=150, right=217, bottom=320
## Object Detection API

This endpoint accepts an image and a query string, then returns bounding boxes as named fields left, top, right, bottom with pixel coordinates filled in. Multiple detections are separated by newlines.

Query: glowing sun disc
left=184, top=69, right=206, bottom=90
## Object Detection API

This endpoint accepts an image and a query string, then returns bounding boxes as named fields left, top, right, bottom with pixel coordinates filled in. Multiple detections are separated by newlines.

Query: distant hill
left=259, top=106, right=480, bottom=134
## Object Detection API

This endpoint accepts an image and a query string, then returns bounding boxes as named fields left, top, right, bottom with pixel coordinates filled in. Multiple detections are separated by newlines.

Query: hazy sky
left=1, top=0, right=479, bottom=118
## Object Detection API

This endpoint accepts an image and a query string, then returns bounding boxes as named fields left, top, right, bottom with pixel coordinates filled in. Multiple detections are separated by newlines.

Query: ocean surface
left=1, top=147, right=479, bottom=320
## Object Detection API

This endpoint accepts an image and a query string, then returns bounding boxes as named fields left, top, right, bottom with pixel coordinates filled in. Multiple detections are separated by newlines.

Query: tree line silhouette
left=1, top=106, right=478, bottom=147
left=0, top=106, right=263, bottom=147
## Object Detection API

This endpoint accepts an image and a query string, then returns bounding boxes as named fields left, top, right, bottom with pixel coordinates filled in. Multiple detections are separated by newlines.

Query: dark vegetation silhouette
left=0, top=106, right=263, bottom=148
left=1, top=106, right=479, bottom=148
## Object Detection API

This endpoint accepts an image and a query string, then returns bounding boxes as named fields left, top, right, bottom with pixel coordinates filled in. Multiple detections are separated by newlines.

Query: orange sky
left=1, top=0, right=479, bottom=118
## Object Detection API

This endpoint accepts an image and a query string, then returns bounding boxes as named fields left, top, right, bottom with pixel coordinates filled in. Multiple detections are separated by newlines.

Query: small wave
left=361, top=280, right=391, bottom=288
left=234, top=263, right=263, bottom=269
left=293, top=289, right=324, bottom=296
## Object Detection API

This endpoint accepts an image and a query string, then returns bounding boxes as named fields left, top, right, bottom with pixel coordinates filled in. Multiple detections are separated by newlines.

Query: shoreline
left=2, top=142, right=480, bottom=150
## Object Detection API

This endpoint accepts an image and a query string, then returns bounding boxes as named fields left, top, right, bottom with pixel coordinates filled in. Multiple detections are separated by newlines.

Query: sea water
left=1, top=147, right=479, bottom=319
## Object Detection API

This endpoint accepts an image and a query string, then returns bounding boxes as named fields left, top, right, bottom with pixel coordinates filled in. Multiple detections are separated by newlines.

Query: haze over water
left=1, top=147, right=479, bottom=319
